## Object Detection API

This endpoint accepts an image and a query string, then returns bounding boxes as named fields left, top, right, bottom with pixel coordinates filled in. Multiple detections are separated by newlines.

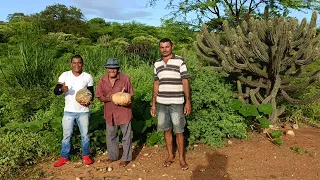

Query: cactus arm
left=281, top=89, right=320, bottom=105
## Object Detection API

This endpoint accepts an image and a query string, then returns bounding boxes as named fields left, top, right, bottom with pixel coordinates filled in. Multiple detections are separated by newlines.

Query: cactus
left=195, top=7, right=320, bottom=122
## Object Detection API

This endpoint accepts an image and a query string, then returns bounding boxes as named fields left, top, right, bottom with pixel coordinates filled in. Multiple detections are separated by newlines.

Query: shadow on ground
left=190, top=151, right=230, bottom=180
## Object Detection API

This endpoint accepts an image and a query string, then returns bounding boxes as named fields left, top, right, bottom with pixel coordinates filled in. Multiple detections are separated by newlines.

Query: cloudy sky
left=0, top=0, right=314, bottom=26
left=0, top=0, right=171, bottom=26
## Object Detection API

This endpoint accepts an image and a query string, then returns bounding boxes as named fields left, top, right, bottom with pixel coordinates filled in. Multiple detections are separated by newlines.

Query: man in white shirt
left=53, top=55, right=94, bottom=167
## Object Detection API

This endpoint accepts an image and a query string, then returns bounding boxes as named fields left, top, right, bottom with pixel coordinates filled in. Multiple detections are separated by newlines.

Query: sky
left=0, top=0, right=316, bottom=27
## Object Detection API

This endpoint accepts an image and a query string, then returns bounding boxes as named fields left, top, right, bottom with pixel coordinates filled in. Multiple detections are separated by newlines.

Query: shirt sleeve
left=180, top=60, right=189, bottom=79
left=58, top=72, right=66, bottom=83
left=96, top=78, right=104, bottom=98
left=87, top=74, right=94, bottom=87
left=154, top=66, right=159, bottom=81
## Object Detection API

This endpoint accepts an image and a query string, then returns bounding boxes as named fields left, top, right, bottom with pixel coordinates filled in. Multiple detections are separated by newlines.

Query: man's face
left=71, top=58, right=83, bottom=73
left=106, top=68, right=119, bottom=78
left=159, top=42, right=174, bottom=57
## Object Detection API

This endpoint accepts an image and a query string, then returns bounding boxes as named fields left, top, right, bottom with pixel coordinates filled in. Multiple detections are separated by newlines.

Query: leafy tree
left=6, top=13, right=26, bottom=23
left=34, top=4, right=89, bottom=36
left=87, top=18, right=111, bottom=42
left=148, top=0, right=320, bottom=30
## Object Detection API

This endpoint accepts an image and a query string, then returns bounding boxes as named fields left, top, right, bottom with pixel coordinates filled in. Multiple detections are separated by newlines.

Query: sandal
left=163, top=160, right=174, bottom=167
left=180, top=163, right=189, bottom=170
left=119, top=161, right=130, bottom=167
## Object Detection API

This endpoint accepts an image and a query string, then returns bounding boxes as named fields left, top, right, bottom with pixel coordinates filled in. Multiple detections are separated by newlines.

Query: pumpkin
left=76, top=88, right=92, bottom=104
left=112, top=87, right=131, bottom=106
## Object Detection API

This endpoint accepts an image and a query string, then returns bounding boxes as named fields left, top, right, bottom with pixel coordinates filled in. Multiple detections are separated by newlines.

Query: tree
left=148, top=0, right=320, bottom=30
left=6, top=13, right=26, bottom=23
left=195, top=7, right=320, bottom=122
left=34, top=4, right=89, bottom=36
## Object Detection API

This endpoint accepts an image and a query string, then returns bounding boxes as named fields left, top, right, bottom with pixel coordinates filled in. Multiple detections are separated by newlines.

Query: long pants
left=106, top=121, right=132, bottom=161
left=61, top=111, right=90, bottom=158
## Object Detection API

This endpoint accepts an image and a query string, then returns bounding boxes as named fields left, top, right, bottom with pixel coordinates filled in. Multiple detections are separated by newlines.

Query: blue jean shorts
left=157, top=103, right=186, bottom=134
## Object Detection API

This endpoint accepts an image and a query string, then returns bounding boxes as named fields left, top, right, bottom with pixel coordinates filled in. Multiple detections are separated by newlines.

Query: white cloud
left=71, top=0, right=152, bottom=20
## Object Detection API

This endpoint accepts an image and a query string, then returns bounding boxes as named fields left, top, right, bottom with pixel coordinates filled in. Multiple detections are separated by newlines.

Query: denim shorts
left=156, top=103, right=186, bottom=134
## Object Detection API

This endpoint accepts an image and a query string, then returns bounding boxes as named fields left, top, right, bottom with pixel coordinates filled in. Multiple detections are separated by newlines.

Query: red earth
left=29, top=127, right=319, bottom=180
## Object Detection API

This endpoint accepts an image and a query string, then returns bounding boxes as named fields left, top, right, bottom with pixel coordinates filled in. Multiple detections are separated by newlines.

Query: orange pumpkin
left=112, top=87, right=131, bottom=106
left=76, top=88, right=92, bottom=104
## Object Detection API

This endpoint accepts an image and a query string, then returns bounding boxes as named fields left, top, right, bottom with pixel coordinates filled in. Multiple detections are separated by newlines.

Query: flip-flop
left=119, top=161, right=130, bottom=167
left=180, top=163, right=189, bottom=170
left=163, top=160, right=174, bottom=167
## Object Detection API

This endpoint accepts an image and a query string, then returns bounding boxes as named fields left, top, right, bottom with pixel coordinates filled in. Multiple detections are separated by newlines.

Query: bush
left=186, top=54, right=247, bottom=147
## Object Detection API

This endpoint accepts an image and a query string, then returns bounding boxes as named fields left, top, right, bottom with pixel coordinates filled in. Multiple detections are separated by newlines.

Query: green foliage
left=0, top=130, right=58, bottom=178
left=231, top=99, right=273, bottom=129
left=186, top=55, right=247, bottom=147
left=271, top=130, right=283, bottom=138
left=35, top=4, right=89, bottom=36
left=272, top=138, right=283, bottom=146
left=291, top=146, right=304, bottom=154
left=149, top=0, right=320, bottom=30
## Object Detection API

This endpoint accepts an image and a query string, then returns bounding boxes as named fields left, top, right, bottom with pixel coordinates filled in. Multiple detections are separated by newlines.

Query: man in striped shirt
left=150, top=38, right=191, bottom=170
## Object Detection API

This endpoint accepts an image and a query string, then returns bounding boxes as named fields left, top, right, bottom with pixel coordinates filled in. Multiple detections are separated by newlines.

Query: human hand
left=184, top=101, right=191, bottom=116
left=61, top=82, right=69, bottom=92
left=80, top=101, right=91, bottom=107
left=150, top=105, right=156, bottom=117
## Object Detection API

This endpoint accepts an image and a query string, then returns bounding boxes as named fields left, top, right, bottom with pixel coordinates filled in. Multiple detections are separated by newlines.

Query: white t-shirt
left=58, top=71, right=94, bottom=112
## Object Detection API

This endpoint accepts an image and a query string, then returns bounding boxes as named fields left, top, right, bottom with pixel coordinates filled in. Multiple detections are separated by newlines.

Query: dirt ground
left=34, top=127, right=320, bottom=180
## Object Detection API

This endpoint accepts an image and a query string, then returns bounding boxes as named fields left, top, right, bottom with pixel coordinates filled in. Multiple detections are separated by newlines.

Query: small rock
left=138, top=178, right=142, bottom=180
left=127, top=168, right=132, bottom=171
left=162, top=174, right=168, bottom=177
left=286, top=130, right=295, bottom=136
left=143, top=153, right=149, bottom=156
left=75, top=177, right=81, bottom=180
left=132, top=164, right=136, bottom=167
left=107, top=167, right=113, bottom=172
left=132, top=145, right=135, bottom=149
left=97, top=160, right=101, bottom=163
left=200, top=168, right=205, bottom=172
left=292, top=124, right=299, bottom=129
left=194, top=144, right=198, bottom=147
left=86, top=165, right=90, bottom=167
left=154, top=144, right=159, bottom=148
left=227, top=140, right=232, bottom=144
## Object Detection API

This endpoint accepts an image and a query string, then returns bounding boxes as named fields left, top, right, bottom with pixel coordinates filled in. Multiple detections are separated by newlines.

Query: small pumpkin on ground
left=76, top=88, right=92, bottom=104
left=112, top=87, right=131, bottom=106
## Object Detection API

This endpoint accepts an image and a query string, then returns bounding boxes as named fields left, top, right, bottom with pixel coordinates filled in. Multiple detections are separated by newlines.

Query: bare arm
left=152, top=80, right=159, bottom=106
left=150, top=80, right=159, bottom=117
left=182, top=79, right=191, bottom=116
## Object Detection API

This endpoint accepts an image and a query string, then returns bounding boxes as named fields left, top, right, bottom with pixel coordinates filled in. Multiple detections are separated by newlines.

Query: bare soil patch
left=33, top=127, right=320, bottom=180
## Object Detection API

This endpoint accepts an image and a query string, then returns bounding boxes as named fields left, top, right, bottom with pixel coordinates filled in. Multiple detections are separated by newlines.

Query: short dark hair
left=71, top=54, right=84, bottom=63
left=159, top=38, right=173, bottom=46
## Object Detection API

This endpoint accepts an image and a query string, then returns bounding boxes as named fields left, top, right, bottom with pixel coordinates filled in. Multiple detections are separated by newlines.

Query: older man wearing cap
left=96, top=58, right=134, bottom=167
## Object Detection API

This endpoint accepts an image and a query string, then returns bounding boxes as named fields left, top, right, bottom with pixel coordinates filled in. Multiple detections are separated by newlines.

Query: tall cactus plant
left=195, top=7, right=320, bottom=122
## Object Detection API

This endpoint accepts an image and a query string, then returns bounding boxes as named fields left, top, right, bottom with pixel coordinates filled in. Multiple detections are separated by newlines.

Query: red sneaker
left=83, top=155, right=93, bottom=165
left=54, top=157, right=68, bottom=167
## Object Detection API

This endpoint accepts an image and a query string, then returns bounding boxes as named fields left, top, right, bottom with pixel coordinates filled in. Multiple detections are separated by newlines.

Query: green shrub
left=187, top=57, right=247, bottom=147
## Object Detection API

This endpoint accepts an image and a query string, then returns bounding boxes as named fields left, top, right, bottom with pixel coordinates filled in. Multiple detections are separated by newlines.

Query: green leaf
left=258, top=104, right=273, bottom=115
left=239, top=104, right=259, bottom=117
left=272, top=138, right=283, bottom=146
left=271, top=130, right=283, bottom=138
left=258, top=116, right=270, bottom=129
left=230, top=99, right=243, bottom=111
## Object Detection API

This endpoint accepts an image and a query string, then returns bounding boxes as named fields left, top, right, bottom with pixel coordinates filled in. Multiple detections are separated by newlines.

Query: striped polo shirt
left=154, top=54, right=188, bottom=104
